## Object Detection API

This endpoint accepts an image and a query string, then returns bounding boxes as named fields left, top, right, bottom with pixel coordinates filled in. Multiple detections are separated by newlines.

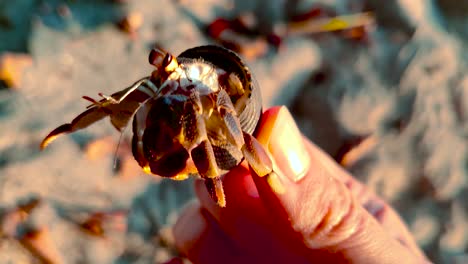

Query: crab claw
left=40, top=107, right=109, bottom=150
left=40, top=78, right=156, bottom=151
left=40, top=123, right=73, bottom=150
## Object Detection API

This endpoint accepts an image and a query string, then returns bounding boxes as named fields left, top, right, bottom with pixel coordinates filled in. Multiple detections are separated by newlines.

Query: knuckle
left=290, top=176, right=367, bottom=248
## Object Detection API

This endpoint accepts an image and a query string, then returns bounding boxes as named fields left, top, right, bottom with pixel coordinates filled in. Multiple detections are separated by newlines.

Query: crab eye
left=163, top=54, right=179, bottom=72
left=163, top=53, right=172, bottom=65
left=148, top=48, right=166, bottom=66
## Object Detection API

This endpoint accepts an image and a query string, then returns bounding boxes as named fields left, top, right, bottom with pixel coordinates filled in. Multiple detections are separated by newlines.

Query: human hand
left=173, top=106, right=430, bottom=264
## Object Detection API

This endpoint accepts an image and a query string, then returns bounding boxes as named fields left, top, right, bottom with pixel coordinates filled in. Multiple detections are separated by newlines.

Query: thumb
left=253, top=106, right=426, bottom=263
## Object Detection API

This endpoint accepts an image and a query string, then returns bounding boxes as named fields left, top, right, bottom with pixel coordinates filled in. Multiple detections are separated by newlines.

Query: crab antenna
left=113, top=127, right=127, bottom=171
left=112, top=132, right=122, bottom=170
left=98, top=93, right=119, bottom=104
left=82, top=96, right=101, bottom=108
left=82, top=96, right=98, bottom=103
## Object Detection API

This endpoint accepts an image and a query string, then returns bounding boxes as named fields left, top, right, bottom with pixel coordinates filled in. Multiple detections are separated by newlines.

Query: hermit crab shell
left=178, top=45, right=262, bottom=134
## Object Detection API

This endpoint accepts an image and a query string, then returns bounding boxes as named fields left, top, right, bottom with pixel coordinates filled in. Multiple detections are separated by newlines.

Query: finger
left=173, top=201, right=256, bottom=264
left=193, top=165, right=261, bottom=224
left=193, top=168, right=312, bottom=263
left=194, top=167, right=424, bottom=263
left=303, top=139, right=426, bottom=258
left=253, top=106, right=429, bottom=263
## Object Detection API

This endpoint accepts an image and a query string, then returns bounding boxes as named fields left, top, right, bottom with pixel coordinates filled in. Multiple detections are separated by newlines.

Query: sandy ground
left=0, top=0, right=467, bottom=263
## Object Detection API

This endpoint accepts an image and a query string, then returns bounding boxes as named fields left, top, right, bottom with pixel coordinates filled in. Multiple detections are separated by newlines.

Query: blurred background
left=0, top=0, right=466, bottom=263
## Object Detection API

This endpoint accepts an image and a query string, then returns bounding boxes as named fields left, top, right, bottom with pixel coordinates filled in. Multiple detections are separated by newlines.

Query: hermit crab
left=40, top=45, right=279, bottom=207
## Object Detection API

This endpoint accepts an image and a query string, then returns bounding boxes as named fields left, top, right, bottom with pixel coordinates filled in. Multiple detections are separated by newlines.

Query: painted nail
left=258, top=106, right=310, bottom=183
left=266, top=171, right=286, bottom=194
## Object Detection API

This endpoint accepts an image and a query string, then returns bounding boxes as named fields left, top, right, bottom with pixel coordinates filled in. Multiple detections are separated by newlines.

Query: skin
left=172, top=106, right=431, bottom=264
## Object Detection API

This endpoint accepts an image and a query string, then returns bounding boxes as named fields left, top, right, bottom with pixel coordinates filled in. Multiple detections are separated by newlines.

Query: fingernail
left=266, top=172, right=286, bottom=194
left=257, top=106, right=310, bottom=182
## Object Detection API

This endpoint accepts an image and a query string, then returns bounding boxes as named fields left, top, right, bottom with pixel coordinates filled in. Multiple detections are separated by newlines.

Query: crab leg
left=203, top=177, right=226, bottom=207
left=40, top=108, right=109, bottom=150
left=179, top=92, right=226, bottom=207
left=241, top=132, right=273, bottom=177
left=241, top=132, right=285, bottom=194
left=40, top=78, right=156, bottom=150
left=107, top=77, right=158, bottom=104
left=216, top=90, right=285, bottom=194
left=216, top=89, right=272, bottom=176
left=216, top=89, right=245, bottom=148
left=191, top=140, right=226, bottom=207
